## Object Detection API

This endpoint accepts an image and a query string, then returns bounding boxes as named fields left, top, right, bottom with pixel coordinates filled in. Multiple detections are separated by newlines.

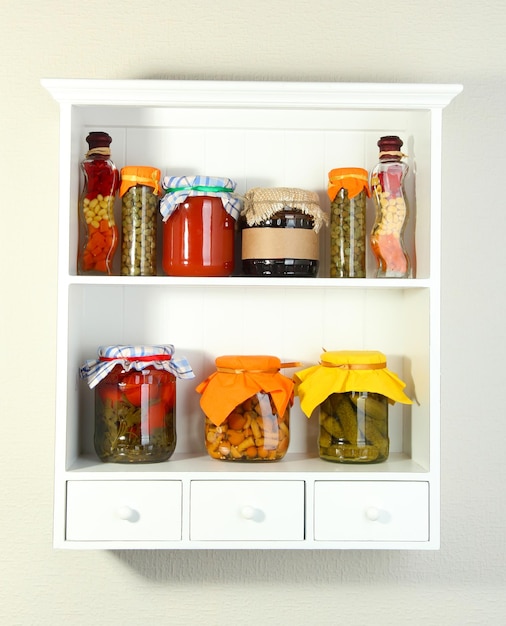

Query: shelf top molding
left=41, top=79, right=462, bottom=111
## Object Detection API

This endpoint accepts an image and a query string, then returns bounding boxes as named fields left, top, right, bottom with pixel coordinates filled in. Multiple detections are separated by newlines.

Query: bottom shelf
left=66, top=451, right=429, bottom=477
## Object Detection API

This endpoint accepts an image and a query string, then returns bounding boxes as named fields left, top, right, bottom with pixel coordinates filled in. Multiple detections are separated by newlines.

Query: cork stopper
left=86, top=131, right=112, bottom=149
left=377, top=135, right=405, bottom=161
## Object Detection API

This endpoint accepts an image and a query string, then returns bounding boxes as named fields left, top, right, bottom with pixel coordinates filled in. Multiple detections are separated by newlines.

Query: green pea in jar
left=327, top=168, right=370, bottom=278
left=119, top=166, right=161, bottom=276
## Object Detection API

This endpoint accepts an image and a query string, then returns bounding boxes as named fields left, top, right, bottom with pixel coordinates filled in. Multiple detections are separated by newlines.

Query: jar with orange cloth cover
left=327, top=168, right=370, bottom=278
left=196, top=355, right=299, bottom=461
left=119, top=166, right=161, bottom=276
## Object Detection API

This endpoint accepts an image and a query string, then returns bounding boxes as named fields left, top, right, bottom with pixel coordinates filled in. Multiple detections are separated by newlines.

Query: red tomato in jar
left=97, top=384, right=123, bottom=404
left=145, top=400, right=167, bottom=431
left=161, top=382, right=176, bottom=410
left=121, top=370, right=173, bottom=408
left=121, top=372, right=143, bottom=406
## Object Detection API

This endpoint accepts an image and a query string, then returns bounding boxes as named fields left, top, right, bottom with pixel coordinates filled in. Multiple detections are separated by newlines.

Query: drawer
left=66, top=480, right=182, bottom=541
left=190, top=480, right=305, bottom=541
left=314, top=481, right=429, bottom=542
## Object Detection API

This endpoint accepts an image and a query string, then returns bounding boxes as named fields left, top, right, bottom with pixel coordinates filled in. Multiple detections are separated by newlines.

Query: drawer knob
left=240, top=505, right=265, bottom=522
left=117, top=505, right=138, bottom=522
left=365, top=506, right=381, bottom=521
left=240, top=505, right=256, bottom=520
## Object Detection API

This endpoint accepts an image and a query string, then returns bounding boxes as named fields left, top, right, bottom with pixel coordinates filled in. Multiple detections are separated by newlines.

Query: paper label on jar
left=242, top=227, right=319, bottom=260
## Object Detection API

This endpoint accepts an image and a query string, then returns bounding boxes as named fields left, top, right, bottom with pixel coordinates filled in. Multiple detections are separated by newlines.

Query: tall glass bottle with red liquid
left=370, top=136, right=411, bottom=278
left=78, top=132, right=119, bottom=275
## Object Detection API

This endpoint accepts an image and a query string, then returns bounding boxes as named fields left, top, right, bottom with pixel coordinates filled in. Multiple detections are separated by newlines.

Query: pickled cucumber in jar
left=318, top=391, right=389, bottom=463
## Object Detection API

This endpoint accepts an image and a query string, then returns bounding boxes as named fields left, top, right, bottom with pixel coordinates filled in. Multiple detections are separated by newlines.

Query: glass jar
left=242, top=208, right=319, bottom=277
left=160, top=175, right=241, bottom=277
left=327, top=168, right=370, bottom=278
left=196, top=355, right=298, bottom=461
left=319, top=391, right=389, bottom=462
left=77, top=131, right=119, bottom=275
left=205, top=392, right=290, bottom=461
left=294, top=350, right=412, bottom=464
left=370, top=136, right=411, bottom=278
left=120, top=166, right=161, bottom=276
left=241, top=187, right=327, bottom=277
left=80, top=345, right=195, bottom=463
left=94, top=366, right=177, bottom=463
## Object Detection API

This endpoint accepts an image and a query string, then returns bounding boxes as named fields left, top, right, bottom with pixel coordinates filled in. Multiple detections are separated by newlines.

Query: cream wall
left=1, top=1, right=505, bottom=624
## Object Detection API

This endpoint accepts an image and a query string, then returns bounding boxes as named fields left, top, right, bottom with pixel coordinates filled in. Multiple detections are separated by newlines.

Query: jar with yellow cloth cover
left=120, top=166, right=161, bottom=276
left=328, top=168, right=370, bottom=278
left=294, top=350, right=412, bottom=463
left=196, top=355, right=299, bottom=461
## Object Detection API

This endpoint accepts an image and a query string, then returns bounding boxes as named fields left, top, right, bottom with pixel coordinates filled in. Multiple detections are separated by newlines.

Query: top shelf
left=66, top=275, right=432, bottom=289
left=44, top=79, right=463, bottom=283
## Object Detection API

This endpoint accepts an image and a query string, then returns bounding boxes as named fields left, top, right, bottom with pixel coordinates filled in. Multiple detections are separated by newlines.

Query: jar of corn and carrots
left=77, top=131, right=119, bottom=275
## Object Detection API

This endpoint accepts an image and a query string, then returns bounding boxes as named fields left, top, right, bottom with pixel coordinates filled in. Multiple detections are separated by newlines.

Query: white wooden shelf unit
left=42, top=78, right=462, bottom=550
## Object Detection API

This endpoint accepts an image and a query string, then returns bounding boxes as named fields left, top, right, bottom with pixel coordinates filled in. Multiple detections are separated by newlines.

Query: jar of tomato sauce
left=196, top=355, right=299, bottom=461
left=160, top=175, right=242, bottom=276
left=78, top=131, right=119, bottom=275
left=80, top=345, right=195, bottom=463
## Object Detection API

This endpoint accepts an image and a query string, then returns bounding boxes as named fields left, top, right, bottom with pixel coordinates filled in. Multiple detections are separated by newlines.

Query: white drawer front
left=66, top=480, right=182, bottom=541
left=190, top=480, right=305, bottom=541
left=314, top=481, right=429, bottom=542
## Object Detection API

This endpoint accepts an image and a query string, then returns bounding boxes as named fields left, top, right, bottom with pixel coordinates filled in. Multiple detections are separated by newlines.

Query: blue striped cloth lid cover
left=159, top=175, right=243, bottom=221
left=80, top=344, right=195, bottom=389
